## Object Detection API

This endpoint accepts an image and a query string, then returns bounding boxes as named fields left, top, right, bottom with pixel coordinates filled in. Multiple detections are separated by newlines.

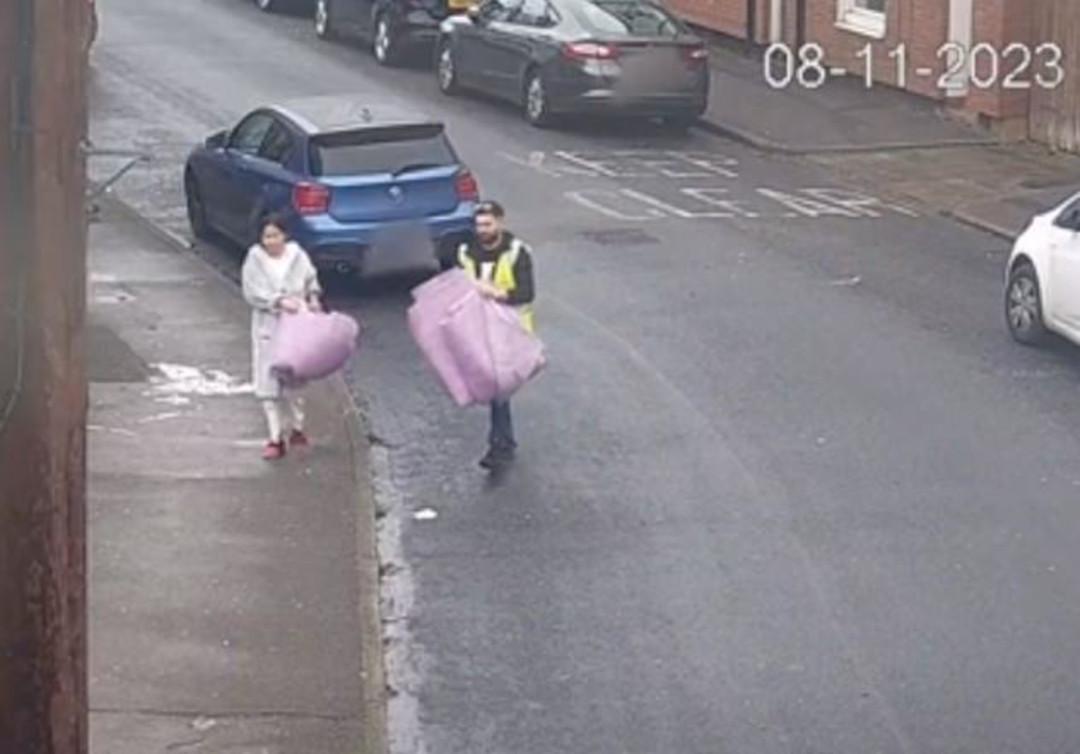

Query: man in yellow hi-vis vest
left=458, top=200, right=536, bottom=470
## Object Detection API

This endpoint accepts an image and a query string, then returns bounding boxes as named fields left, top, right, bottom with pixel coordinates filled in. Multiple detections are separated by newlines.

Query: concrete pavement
left=87, top=199, right=384, bottom=754
left=699, top=40, right=1080, bottom=238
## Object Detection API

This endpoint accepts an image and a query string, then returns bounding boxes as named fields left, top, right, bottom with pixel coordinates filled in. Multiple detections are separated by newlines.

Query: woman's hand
left=277, top=296, right=304, bottom=313
left=308, top=297, right=323, bottom=312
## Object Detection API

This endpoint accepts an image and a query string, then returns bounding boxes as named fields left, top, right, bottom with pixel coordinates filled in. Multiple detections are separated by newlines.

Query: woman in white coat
left=242, top=215, right=323, bottom=460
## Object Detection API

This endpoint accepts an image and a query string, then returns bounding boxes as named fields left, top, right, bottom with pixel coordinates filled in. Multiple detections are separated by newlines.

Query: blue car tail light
left=292, top=182, right=331, bottom=216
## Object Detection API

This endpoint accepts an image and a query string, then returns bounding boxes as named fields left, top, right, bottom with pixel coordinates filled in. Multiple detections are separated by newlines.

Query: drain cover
left=581, top=228, right=659, bottom=246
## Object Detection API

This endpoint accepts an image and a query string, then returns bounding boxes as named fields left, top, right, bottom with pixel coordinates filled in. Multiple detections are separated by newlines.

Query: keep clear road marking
left=498, top=149, right=741, bottom=179
left=568, top=186, right=916, bottom=222
left=500, top=149, right=920, bottom=222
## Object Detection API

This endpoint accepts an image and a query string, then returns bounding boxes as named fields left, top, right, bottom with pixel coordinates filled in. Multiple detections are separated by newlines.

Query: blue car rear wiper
left=391, top=162, right=446, bottom=177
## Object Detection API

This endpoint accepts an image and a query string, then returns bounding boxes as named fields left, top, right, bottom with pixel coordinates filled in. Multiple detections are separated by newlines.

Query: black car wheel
left=185, top=174, right=212, bottom=241
left=523, top=70, right=553, bottom=127
left=373, top=14, right=400, bottom=66
left=314, top=0, right=334, bottom=38
left=437, top=42, right=460, bottom=95
left=661, top=113, right=698, bottom=133
left=1006, top=261, right=1049, bottom=345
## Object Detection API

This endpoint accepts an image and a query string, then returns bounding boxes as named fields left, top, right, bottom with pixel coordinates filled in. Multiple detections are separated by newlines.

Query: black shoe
left=479, top=445, right=514, bottom=470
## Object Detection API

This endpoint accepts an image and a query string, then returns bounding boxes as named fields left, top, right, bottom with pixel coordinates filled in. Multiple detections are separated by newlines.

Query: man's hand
left=477, top=282, right=508, bottom=301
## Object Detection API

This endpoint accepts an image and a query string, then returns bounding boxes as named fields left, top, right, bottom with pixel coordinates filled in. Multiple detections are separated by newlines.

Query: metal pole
left=0, top=0, right=89, bottom=749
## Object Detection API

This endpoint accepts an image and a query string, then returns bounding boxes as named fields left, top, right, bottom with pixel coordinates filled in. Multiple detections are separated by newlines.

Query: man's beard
left=478, top=231, right=500, bottom=246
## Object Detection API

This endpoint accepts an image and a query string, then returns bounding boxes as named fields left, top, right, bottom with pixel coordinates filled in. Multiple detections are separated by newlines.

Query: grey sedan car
left=435, top=0, right=709, bottom=127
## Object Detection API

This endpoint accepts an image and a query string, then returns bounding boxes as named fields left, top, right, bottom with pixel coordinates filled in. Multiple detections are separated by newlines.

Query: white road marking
left=756, top=188, right=862, bottom=218
left=670, top=151, right=740, bottom=179
left=565, top=189, right=665, bottom=221
left=497, top=150, right=566, bottom=177
left=553, top=150, right=641, bottom=178
left=680, top=188, right=761, bottom=218
left=502, top=149, right=742, bottom=180
left=802, top=188, right=919, bottom=218
left=610, top=150, right=716, bottom=178
left=621, top=188, right=733, bottom=219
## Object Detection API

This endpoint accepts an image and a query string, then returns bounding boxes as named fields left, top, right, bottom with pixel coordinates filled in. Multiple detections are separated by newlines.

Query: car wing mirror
left=206, top=130, right=228, bottom=150
left=467, top=5, right=483, bottom=23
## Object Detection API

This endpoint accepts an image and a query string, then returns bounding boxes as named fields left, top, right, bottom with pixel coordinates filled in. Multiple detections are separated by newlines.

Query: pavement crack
left=165, top=737, right=205, bottom=751
left=366, top=431, right=400, bottom=449
left=89, top=706, right=358, bottom=724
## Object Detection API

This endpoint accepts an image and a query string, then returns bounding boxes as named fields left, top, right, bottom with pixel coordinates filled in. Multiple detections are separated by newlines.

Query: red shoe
left=262, top=441, right=286, bottom=461
left=288, top=430, right=310, bottom=448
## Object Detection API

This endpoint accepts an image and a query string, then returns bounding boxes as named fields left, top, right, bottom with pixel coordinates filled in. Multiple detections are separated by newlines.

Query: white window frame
left=836, top=0, right=886, bottom=39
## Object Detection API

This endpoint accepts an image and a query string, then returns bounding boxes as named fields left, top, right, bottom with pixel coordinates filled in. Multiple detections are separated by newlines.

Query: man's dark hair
left=474, top=200, right=505, bottom=219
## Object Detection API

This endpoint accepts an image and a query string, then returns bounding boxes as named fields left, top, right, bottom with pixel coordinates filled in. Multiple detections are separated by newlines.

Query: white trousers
left=262, top=396, right=304, bottom=442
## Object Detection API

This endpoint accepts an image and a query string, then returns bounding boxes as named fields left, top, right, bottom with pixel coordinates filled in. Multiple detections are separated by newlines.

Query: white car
left=1006, top=191, right=1080, bottom=345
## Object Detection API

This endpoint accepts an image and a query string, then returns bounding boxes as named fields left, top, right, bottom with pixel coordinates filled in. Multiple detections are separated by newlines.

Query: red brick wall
left=965, top=0, right=1033, bottom=121
left=662, top=0, right=774, bottom=42
left=664, top=0, right=748, bottom=38
left=807, top=0, right=949, bottom=100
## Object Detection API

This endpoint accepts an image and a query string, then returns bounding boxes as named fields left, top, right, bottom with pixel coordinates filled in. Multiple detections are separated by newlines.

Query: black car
left=314, top=0, right=471, bottom=66
left=435, top=0, right=709, bottom=127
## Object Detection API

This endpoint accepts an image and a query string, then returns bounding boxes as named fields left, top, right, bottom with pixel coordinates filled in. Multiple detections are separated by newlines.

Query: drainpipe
left=795, top=0, right=807, bottom=50
left=746, top=0, right=757, bottom=51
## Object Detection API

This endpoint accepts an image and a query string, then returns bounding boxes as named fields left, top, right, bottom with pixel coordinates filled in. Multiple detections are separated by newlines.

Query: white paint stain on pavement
left=87, top=425, right=139, bottom=438
left=413, top=508, right=439, bottom=521
left=137, top=411, right=184, bottom=424
left=148, top=363, right=252, bottom=397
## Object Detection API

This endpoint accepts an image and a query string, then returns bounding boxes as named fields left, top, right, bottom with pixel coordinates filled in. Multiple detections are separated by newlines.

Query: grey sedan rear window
left=309, top=125, right=457, bottom=177
left=573, top=0, right=683, bottom=37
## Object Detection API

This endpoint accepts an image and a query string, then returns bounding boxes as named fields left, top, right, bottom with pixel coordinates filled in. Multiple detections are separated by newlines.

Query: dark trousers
left=489, top=400, right=516, bottom=450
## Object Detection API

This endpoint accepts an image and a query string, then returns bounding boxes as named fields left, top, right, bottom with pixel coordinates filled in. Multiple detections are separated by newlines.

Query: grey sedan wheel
left=315, top=0, right=333, bottom=38
left=524, top=72, right=553, bottom=127
left=437, top=43, right=460, bottom=95
left=1006, top=262, right=1048, bottom=345
left=373, top=16, right=399, bottom=66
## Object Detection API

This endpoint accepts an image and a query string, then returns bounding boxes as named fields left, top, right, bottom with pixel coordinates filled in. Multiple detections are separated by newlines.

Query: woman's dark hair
left=258, top=213, right=290, bottom=238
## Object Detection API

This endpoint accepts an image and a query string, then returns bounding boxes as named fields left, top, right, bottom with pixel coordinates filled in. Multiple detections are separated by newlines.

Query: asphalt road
left=90, top=2, right=1080, bottom=752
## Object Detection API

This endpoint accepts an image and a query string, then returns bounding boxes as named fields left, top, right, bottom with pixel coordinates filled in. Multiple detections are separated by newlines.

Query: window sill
left=835, top=11, right=886, bottom=39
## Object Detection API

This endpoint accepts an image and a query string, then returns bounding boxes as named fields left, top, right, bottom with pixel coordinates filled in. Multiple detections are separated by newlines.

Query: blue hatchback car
left=183, top=96, right=479, bottom=273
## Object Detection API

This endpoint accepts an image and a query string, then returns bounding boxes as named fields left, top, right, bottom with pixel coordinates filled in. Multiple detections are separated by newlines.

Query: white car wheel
left=1006, top=262, right=1048, bottom=345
